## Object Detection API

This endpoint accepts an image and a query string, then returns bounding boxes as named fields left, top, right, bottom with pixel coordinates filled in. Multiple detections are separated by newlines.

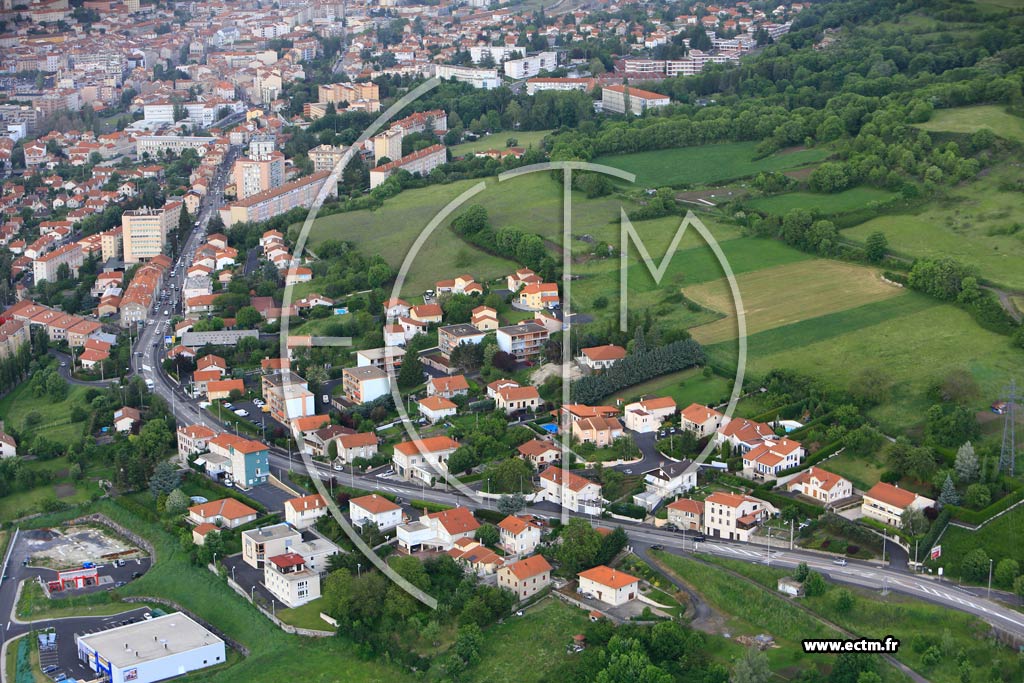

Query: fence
left=216, top=566, right=335, bottom=638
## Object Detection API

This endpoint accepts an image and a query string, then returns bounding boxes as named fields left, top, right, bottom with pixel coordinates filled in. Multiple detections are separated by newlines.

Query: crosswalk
left=697, top=543, right=774, bottom=559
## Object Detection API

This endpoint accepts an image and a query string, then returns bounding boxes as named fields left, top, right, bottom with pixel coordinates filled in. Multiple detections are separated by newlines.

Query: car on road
left=833, top=558, right=848, bottom=566
left=234, top=408, right=249, bottom=417
left=60, top=361, right=66, bottom=367
left=693, top=535, right=707, bottom=542
left=115, top=580, right=126, bottom=587
left=253, top=398, right=264, bottom=407
left=163, top=310, right=169, bottom=316
left=198, top=401, right=211, bottom=408
left=322, top=394, right=330, bottom=403
left=223, top=402, right=233, bottom=409
left=650, top=544, right=664, bottom=551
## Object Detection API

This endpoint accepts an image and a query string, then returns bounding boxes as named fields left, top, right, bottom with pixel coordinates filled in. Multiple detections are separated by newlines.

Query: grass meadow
left=450, top=129, right=553, bottom=156
left=593, top=142, right=831, bottom=188
left=0, top=382, right=91, bottom=445
left=844, top=164, right=1024, bottom=290
left=746, top=186, right=896, bottom=216
left=916, top=105, right=1024, bottom=142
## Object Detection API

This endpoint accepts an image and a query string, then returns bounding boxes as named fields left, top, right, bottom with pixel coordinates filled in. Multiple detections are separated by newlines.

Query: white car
left=252, top=399, right=264, bottom=407
left=234, top=408, right=249, bottom=417
left=198, top=401, right=211, bottom=409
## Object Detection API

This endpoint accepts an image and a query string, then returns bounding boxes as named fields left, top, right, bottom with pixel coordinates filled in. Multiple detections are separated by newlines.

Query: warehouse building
left=76, top=612, right=225, bottom=683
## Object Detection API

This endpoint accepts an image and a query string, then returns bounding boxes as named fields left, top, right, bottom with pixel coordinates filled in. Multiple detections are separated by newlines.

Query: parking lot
left=23, top=526, right=145, bottom=570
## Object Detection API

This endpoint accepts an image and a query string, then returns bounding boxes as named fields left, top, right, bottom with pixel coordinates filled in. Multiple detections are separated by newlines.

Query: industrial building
left=76, top=612, right=225, bottom=683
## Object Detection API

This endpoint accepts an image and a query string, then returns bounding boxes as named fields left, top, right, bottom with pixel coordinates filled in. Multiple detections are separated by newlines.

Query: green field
left=0, top=382, right=90, bottom=445
left=594, top=142, right=831, bottom=188
left=819, top=451, right=888, bottom=491
left=466, top=598, right=590, bottom=683
left=747, top=186, right=896, bottom=216
left=450, top=129, right=552, bottom=156
left=0, top=454, right=110, bottom=521
left=929, top=505, right=1024, bottom=584
left=708, top=294, right=1024, bottom=432
left=916, top=105, right=1024, bottom=142
left=692, top=554, right=1023, bottom=683
left=685, top=259, right=905, bottom=344
left=276, top=598, right=335, bottom=632
left=844, top=164, right=1024, bottom=290
left=611, top=366, right=734, bottom=408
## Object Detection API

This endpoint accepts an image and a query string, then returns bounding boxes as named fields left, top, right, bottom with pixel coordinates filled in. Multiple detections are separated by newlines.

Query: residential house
left=113, top=406, right=140, bottom=433
left=786, top=467, right=853, bottom=506
left=517, top=282, right=559, bottom=311
left=427, top=375, right=469, bottom=398
left=633, top=460, right=697, bottom=511
left=517, top=438, right=560, bottom=467
left=392, top=436, right=459, bottom=484
left=704, top=492, right=776, bottom=542
left=666, top=498, right=703, bottom=531
left=397, top=507, right=480, bottom=552
left=494, top=384, right=542, bottom=415
left=284, top=494, right=328, bottom=529
left=680, top=403, right=725, bottom=439
left=447, top=539, right=504, bottom=576
left=349, top=494, right=402, bottom=531
left=176, top=424, right=215, bottom=462
left=497, top=515, right=543, bottom=555
left=409, top=303, right=443, bottom=325
left=497, top=554, right=552, bottom=601
left=438, top=323, right=486, bottom=359
left=496, top=322, right=549, bottom=362
left=578, top=345, right=626, bottom=370
left=264, top=553, right=320, bottom=608
left=303, top=425, right=354, bottom=459
left=578, top=565, right=640, bottom=606
left=0, top=431, right=16, bottom=458
left=861, top=483, right=935, bottom=529
left=334, top=432, right=379, bottom=465
left=572, top=415, right=624, bottom=447
left=206, top=378, right=244, bottom=401
left=741, top=438, right=804, bottom=480
left=623, top=396, right=677, bottom=433
left=206, top=433, right=269, bottom=488
left=418, top=395, right=458, bottom=423
left=187, top=498, right=258, bottom=529
left=538, top=466, right=603, bottom=514
left=471, top=305, right=498, bottom=331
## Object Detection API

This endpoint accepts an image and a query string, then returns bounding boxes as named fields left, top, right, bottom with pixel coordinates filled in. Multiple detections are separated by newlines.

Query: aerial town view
left=0, top=0, right=1022, bottom=681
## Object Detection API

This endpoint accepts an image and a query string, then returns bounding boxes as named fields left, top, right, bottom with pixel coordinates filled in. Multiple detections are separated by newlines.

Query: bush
left=608, top=502, right=646, bottom=519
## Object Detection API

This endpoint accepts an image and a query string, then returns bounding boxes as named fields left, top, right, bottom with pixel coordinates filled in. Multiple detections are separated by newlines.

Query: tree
left=164, top=488, right=189, bottom=516
left=795, top=562, right=810, bottom=582
left=865, top=232, right=888, bottom=263
left=900, top=507, right=929, bottom=536
left=803, top=571, right=826, bottom=597
left=994, top=558, right=1019, bottom=588
left=556, top=518, right=602, bottom=575
left=954, top=442, right=979, bottom=483
left=235, top=306, right=262, bottom=329
left=474, top=524, right=499, bottom=547
left=730, top=646, right=770, bottom=683
left=497, top=492, right=526, bottom=516
left=1013, top=574, right=1024, bottom=604
left=835, top=589, right=855, bottom=613
left=454, top=623, right=483, bottom=665
left=938, top=474, right=959, bottom=507
left=148, top=460, right=181, bottom=497
left=964, top=483, right=990, bottom=509
left=961, top=548, right=989, bottom=582
left=483, top=457, right=533, bottom=493
left=396, top=343, right=425, bottom=389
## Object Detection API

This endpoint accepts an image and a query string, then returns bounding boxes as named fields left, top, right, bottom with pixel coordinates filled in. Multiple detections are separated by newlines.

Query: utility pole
left=988, top=558, right=994, bottom=598
left=789, top=518, right=794, bottom=550
left=999, top=379, right=1018, bottom=475
left=766, top=520, right=771, bottom=566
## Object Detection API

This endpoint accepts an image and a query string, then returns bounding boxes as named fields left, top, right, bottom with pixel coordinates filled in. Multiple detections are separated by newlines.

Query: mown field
left=820, top=450, right=888, bottom=491
left=684, top=260, right=905, bottom=344
left=844, top=164, right=1024, bottom=290
left=929, top=505, right=1024, bottom=584
left=707, top=293, right=1024, bottom=432
left=593, top=142, right=831, bottom=188
left=450, top=129, right=552, bottom=156
left=610, top=366, right=734, bottom=408
left=916, top=104, right=1024, bottom=142
left=746, top=186, right=896, bottom=216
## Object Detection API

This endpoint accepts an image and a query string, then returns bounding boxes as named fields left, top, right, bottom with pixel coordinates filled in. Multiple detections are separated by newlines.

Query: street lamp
left=988, top=558, right=994, bottom=598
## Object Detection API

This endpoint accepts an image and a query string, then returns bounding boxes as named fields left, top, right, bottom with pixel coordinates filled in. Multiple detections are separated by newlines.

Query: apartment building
left=33, top=241, right=83, bottom=283
left=341, top=365, right=391, bottom=404
left=369, top=144, right=447, bottom=189
left=307, top=144, right=348, bottom=172
left=219, top=172, right=336, bottom=228
left=264, top=553, right=320, bottom=608
left=232, top=152, right=285, bottom=199
left=122, top=202, right=181, bottom=264
left=601, top=85, right=671, bottom=115
left=496, top=322, right=549, bottom=361
left=525, top=77, right=595, bottom=95
left=438, top=323, right=486, bottom=359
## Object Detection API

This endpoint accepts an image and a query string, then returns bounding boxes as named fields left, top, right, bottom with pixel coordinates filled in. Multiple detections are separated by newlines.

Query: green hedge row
left=944, top=483, right=1024, bottom=526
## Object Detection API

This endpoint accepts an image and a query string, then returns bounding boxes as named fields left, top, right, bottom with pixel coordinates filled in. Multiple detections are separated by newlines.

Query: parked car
left=234, top=408, right=248, bottom=417
left=693, top=535, right=707, bottom=543
left=650, top=544, right=664, bottom=551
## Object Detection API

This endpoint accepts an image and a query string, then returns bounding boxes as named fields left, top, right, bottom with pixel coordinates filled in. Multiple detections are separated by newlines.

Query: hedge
left=755, top=490, right=823, bottom=520
left=475, top=508, right=507, bottom=525
left=748, top=400, right=805, bottom=425
left=944, top=483, right=1024, bottom=526
left=608, top=502, right=646, bottom=519
left=776, top=440, right=844, bottom=478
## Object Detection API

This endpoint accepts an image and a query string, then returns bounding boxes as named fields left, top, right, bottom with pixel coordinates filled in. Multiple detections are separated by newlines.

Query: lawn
left=746, top=186, right=896, bottom=216
left=820, top=451, right=887, bottom=491
left=699, top=555, right=1023, bottom=683
left=0, top=382, right=91, bottom=445
left=277, top=598, right=335, bottom=632
left=17, top=580, right=154, bottom=621
left=24, top=500, right=410, bottom=683
left=0, top=455, right=109, bottom=521
left=684, top=259, right=905, bottom=344
left=915, top=105, right=1024, bottom=142
left=843, top=163, right=1024, bottom=290
left=706, top=293, right=1024, bottom=432
left=450, top=129, right=553, bottom=156
left=593, top=142, right=831, bottom=188
left=928, top=504, right=1024, bottom=585
left=610, top=366, right=733, bottom=409
left=465, top=598, right=590, bottom=683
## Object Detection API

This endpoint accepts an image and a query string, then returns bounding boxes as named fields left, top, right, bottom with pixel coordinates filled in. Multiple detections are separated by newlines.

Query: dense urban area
left=0, top=0, right=1023, bottom=681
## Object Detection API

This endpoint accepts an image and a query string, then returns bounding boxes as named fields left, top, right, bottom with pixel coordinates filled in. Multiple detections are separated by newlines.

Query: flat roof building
left=76, top=612, right=225, bottom=683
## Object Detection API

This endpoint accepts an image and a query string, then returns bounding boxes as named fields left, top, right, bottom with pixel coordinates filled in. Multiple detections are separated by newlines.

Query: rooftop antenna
left=999, top=378, right=1018, bottom=475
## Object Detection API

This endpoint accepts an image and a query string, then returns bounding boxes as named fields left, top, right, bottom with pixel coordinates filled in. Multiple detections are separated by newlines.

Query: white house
left=578, top=565, right=640, bottom=606
left=284, top=494, right=328, bottom=529
left=397, top=507, right=480, bottom=552
left=538, top=466, right=603, bottom=515
left=263, top=553, right=320, bottom=608
left=497, top=515, right=543, bottom=555
left=417, top=395, right=458, bottom=423
left=680, top=403, right=725, bottom=439
left=623, top=396, right=676, bottom=433
left=578, top=344, right=626, bottom=370
left=349, top=494, right=403, bottom=531
left=741, top=437, right=804, bottom=479
left=861, top=482, right=935, bottom=528
left=786, top=466, right=853, bottom=506
left=0, top=431, right=17, bottom=458
left=392, top=436, right=459, bottom=484
left=704, top=491, right=777, bottom=542
left=633, top=460, right=697, bottom=511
